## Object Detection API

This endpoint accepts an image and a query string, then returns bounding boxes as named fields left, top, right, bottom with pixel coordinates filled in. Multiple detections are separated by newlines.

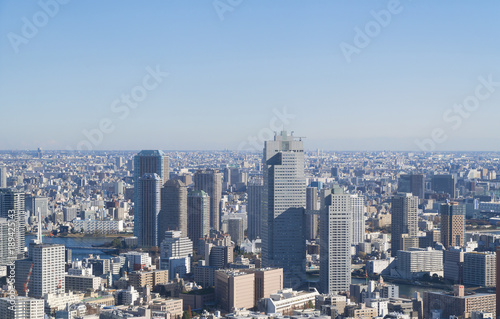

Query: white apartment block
left=73, top=219, right=123, bottom=233
left=0, top=296, right=44, bottom=319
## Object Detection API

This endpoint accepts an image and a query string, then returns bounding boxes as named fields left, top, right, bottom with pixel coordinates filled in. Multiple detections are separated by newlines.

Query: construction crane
left=23, top=263, right=34, bottom=297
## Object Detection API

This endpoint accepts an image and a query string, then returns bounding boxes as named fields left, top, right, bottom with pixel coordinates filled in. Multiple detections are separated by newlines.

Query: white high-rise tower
left=320, top=186, right=352, bottom=294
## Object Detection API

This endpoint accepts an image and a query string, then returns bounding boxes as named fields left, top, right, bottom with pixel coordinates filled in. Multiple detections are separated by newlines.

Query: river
left=25, top=235, right=115, bottom=261
left=25, top=235, right=451, bottom=296
left=307, top=273, right=448, bottom=298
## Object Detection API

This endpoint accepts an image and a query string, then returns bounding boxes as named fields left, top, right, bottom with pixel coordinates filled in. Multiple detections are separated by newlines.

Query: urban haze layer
left=0, top=134, right=499, bottom=319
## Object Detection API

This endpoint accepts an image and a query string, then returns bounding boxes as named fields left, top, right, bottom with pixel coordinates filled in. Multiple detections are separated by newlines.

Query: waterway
left=25, top=235, right=451, bottom=297
left=307, top=274, right=448, bottom=298
left=25, top=235, right=116, bottom=261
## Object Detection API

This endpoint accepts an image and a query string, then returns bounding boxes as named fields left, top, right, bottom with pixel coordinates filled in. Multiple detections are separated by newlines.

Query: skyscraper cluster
left=134, top=150, right=222, bottom=248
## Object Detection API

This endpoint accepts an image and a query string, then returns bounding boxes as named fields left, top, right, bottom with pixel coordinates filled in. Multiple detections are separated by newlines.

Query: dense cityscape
left=0, top=132, right=499, bottom=318
left=2, top=1, right=499, bottom=318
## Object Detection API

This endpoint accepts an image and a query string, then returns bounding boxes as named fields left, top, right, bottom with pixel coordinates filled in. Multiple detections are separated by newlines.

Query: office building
left=159, top=179, right=188, bottom=240
left=187, top=190, right=210, bottom=245
left=0, top=189, right=25, bottom=257
left=398, top=173, right=424, bottom=199
left=396, top=247, right=443, bottom=279
left=150, top=298, right=183, bottom=318
left=247, top=177, right=263, bottom=241
left=25, top=196, right=48, bottom=219
left=391, top=193, right=418, bottom=257
left=16, top=243, right=65, bottom=298
left=63, top=206, right=78, bottom=222
left=215, top=269, right=255, bottom=312
left=160, top=231, right=193, bottom=279
left=0, top=296, right=44, bottom=319
left=440, top=202, right=465, bottom=249
left=227, top=217, right=244, bottom=246
left=65, top=274, right=101, bottom=292
left=443, top=248, right=465, bottom=283
left=431, top=174, right=456, bottom=198
left=247, top=267, right=283, bottom=302
left=194, top=169, right=222, bottom=230
left=463, top=252, right=496, bottom=287
left=305, top=187, right=319, bottom=240
left=194, top=261, right=217, bottom=288
left=133, top=150, right=169, bottom=243
left=128, top=269, right=169, bottom=290
left=121, top=251, right=152, bottom=272
left=138, top=173, right=162, bottom=247
left=351, top=194, right=365, bottom=245
left=320, top=186, right=352, bottom=293
left=262, top=131, right=306, bottom=288
left=423, top=286, right=496, bottom=319
left=209, top=245, right=234, bottom=269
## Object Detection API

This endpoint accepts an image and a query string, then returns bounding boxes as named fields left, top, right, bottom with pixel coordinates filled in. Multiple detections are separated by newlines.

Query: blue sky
left=1, top=1, right=500, bottom=151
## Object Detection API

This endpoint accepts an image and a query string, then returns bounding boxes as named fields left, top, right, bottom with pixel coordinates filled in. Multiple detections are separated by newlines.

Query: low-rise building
left=258, top=288, right=319, bottom=315
left=65, top=274, right=102, bottom=293
left=150, top=298, right=183, bottom=319
left=423, top=285, right=496, bottom=319
left=128, top=269, right=169, bottom=290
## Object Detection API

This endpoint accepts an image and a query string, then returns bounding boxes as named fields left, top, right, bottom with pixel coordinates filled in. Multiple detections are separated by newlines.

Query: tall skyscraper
left=138, top=173, right=162, bottom=247
left=0, top=167, right=7, bottom=188
left=16, top=243, right=65, bottom=298
left=262, top=131, right=306, bottom=288
left=432, top=174, right=456, bottom=198
left=305, top=187, right=319, bottom=240
left=440, top=202, right=465, bottom=249
left=351, top=194, right=365, bottom=245
left=133, top=150, right=168, bottom=244
left=0, top=189, right=25, bottom=258
left=187, top=190, right=210, bottom=246
left=398, top=173, right=424, bottom=200
left=159, top=179, right=188, bottom=241
left=194, top=169, right=222, bottom=230
left=320, top=186, right=352, bottom=294
left=247, top=177, right=263, bottom=241
left=391, top=193, right=418, bottom=257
